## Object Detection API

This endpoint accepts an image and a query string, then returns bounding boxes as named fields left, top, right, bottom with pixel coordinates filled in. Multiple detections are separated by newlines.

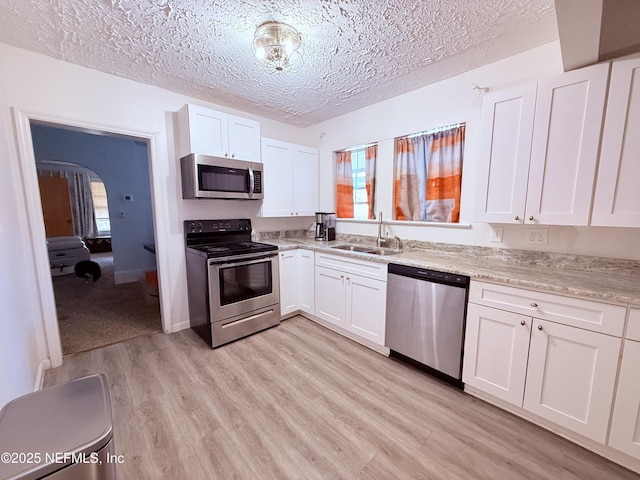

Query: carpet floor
left=52, top=252, right=162, bottom=356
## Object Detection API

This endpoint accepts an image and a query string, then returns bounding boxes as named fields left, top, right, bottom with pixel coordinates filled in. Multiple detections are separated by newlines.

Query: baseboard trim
left=304, top=314, right=390, bottom=356
left=464, top=385, right=640, bottom=475
left=114, top=269, right=146, bottom=285
left=171, top=320, right=190, bottom=333
left=35, top=358, right=51, bottom=391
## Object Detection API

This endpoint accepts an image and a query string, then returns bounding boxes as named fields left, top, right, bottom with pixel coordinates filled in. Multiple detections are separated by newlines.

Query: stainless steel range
left=184, top=219, right=280, bottom=348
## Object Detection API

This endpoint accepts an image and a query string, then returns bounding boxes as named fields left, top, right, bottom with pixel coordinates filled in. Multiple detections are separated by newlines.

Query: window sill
left=336, top=218, right=472, bottom=229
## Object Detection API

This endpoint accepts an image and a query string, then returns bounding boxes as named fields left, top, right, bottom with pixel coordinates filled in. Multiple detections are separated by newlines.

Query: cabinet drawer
left=315, top=252, right=387, bottom=282
left=628, top=308, right=640, bottom=341
left=469, top=281, right=625, bottom=336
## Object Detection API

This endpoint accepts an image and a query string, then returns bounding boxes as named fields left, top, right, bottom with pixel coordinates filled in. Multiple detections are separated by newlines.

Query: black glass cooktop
left=188, top=241, right=277, bottom=258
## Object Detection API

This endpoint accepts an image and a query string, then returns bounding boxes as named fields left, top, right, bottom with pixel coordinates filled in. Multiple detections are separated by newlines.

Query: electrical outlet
left=526, top=228, right=548, bottom=245
left=490, top=227, right=504, bottom=243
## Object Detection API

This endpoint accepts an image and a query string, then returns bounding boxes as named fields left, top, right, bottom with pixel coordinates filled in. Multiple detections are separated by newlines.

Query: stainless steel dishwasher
left=385, top=263, right=470, bottom=387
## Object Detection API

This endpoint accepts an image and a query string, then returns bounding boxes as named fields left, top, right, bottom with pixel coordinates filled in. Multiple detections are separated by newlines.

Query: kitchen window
left=336, top=144, right=378, bottom=220
left=394, top=123, right=465, bottom=222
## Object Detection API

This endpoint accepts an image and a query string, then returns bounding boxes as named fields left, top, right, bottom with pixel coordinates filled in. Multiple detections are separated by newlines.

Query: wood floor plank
left=41, top=316, right=640, bottom=479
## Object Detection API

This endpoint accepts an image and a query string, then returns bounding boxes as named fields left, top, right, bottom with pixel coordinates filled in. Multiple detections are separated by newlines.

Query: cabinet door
left=592, top=56, right=640, bottom=227
left=261, top=138, right=294, bottom=217
left=293, top=145, right=319, bottom=216
left=314, top=266, right=346, bottom=327
left=525, top=63, right=609, bottom=225
left=609, top=339, right=640, bottom=459
left=462, top=303, right=531, bottom=406
left=278, top=250, right=298, bottom=316
left=185, top=105, right=228, bottom=157
left=228, top=114, right=261, bottom=162
left=297, top=249, right=315, bottom=315
left=523, top=319, right=621, bottom=443
left=345, top=274, right=386, bottom=345
left=475, top=83, right=536, bottom=223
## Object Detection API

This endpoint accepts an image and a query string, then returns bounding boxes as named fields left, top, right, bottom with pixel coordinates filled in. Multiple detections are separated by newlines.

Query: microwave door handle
left=248, top=167, right=255, bottom=198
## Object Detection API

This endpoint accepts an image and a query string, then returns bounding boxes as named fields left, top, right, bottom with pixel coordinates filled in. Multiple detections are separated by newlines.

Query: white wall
left=305, top=41, right=640, bottom=261
left=0, top=43, right=306, bottom=408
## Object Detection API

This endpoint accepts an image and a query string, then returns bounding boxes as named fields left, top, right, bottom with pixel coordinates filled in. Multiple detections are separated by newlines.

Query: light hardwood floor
left=44, top=316, right=640, bottom=479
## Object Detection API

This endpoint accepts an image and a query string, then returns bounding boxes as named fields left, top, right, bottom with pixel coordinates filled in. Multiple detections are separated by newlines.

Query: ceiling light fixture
left=253, top=21, right=304, bottom=73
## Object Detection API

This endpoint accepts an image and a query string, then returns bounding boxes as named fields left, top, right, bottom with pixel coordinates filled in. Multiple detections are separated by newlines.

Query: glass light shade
left=253, top=21, right=304, bottom=73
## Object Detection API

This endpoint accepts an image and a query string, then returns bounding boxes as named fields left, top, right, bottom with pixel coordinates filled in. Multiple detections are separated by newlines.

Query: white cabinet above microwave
left=176, top=104, right=261, bottom=162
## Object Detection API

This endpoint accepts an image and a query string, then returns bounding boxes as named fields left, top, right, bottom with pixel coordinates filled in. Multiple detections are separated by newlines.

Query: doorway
left=31, top=122, right=162, bottom=356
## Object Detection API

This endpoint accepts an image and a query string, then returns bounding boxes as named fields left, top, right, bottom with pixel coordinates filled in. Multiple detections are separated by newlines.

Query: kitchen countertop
left=265, top=237, right=640, bottom=306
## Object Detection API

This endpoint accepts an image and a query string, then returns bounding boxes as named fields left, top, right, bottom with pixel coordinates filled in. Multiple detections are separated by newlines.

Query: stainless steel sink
left=330, top=244, right=401, bottom=256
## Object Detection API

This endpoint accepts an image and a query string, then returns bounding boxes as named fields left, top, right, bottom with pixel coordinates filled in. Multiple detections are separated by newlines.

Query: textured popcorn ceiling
left=0, top=0, right=557, bottom=126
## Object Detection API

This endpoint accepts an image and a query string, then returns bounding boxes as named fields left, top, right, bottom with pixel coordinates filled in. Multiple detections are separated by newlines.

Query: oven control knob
left=197, top=222, right=203, bottom=232
left=187, top=222, right=196, bottom=232
left=238, top=220, right=250, bottom=231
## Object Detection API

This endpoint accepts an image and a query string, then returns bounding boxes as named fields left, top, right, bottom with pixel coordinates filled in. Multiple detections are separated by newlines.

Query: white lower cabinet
left=314, top=253, right=387, bottom=346
left=297, top=249, right=315, bottom=315
left=463, top=281, right=624, bottom=444
left=314, top=266, right=347, bottom=326
left=609, top=309, right=640, bottom=460
left=462, top=303, right=530, bottom=406
left=523, top=319, right=620, bottom=443
left=278, top=249, right=314, bottom=318
left=278, top=250, right=298, bottom=317
left=345, top=274, right=386, bottom=344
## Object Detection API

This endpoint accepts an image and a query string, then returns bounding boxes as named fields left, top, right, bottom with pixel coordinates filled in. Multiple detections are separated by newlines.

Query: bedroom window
left=90, top=180, right=111, bottom=235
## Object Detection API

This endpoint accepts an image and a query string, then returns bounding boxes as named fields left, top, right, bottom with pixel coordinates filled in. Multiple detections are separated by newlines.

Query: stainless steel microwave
left=180, top=153, right=264, bottom=200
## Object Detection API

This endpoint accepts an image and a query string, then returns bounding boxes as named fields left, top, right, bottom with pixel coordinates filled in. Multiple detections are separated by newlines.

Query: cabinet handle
left=231, top=154, right=235, bottom=158
left=520, top=320, right=526, bottom=326
left=530, top=302, right=538, bottom=308
left=529, top=216, right=534, bottom=221
left=538, top=325, right=543, bottom=331
left=224, top=153, right=228, bottom=157
left=514, top=215, right=520, bottom=221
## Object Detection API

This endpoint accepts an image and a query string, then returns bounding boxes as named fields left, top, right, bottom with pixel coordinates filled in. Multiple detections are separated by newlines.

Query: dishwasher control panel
left=388, top=263, right=469, bottom=288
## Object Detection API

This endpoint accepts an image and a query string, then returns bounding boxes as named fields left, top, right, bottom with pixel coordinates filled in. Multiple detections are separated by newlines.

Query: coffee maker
left=315, top=212, right=336, bottom=241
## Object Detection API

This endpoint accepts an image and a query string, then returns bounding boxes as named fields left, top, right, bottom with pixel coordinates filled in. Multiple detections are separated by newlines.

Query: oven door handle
left=208, top=253, right=276, bottom=267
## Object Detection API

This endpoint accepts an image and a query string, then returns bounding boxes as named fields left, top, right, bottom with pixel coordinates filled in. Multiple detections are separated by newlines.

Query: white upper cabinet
left=526, top=64, right=609, bottom=225
left=592, top=55, right=640, bottom=227
left=176, top=104, right=261, bottom=162
left=260, top=138, right=319, bottom=217
left=476, top=63, right=609, bottom=225
left=227, top=114, right=261, bottom=162
left=476, top=83, right=537, bottom=224
left=293, top=145, right=320, bottom=217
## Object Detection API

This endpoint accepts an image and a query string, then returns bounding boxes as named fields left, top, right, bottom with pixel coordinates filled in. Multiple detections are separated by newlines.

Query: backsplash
left=257, top=230, right=640, bottom=277
left=254, top=229, right=315, bottom=241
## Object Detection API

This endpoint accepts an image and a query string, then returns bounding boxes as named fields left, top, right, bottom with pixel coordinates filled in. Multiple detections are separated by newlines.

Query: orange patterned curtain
left=364, top=145, right=377, bottom=219
left=394, top=137, right=426, bottom=220
left=336, top=150, right=354, bottom=218
left=426, top=124, right=465, bottom=222
left=394, top=124, right=465, bottom=222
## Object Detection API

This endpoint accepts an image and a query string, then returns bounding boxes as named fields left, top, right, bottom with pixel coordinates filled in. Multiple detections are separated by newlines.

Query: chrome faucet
left=376, top=211, right=389, bottom=247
